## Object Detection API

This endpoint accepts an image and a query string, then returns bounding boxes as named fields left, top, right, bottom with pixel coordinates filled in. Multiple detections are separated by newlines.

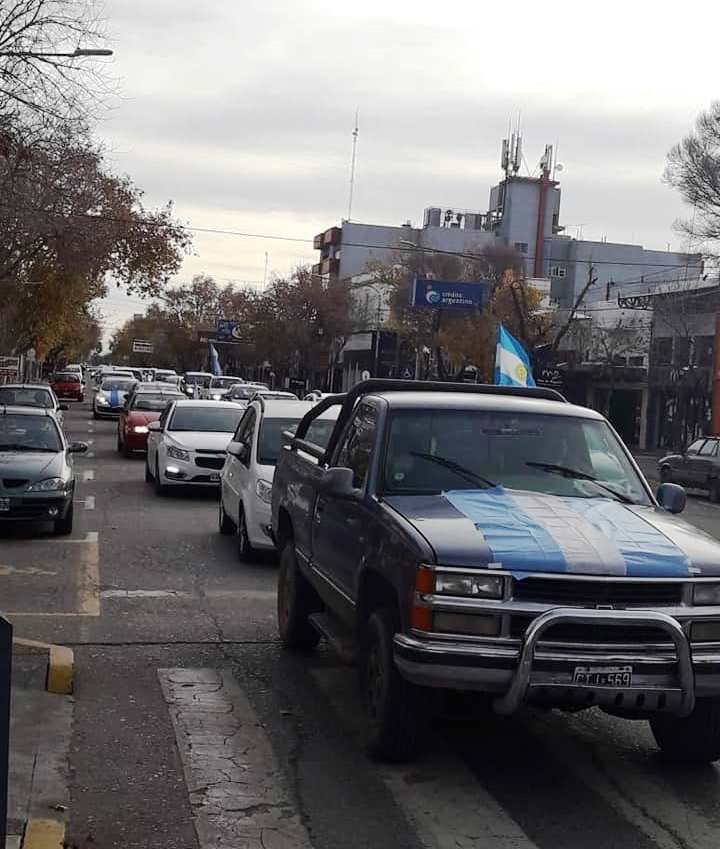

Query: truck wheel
left=650, top=698, right=720, bottom=763
left=277, top=541, right=321, bottom=650
left=361, top=607, right=427, bottom=762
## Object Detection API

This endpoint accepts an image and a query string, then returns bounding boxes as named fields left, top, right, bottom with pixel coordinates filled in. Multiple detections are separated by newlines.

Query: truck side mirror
left=656, top=482, right=686, bottom=514
left=320, top=467, right=355, bottom=497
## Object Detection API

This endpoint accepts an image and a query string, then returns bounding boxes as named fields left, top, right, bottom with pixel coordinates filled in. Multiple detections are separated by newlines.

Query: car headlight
left=186, top=386, right=195, bottom=394
left=433, top=571, right=504, bottom=599
left=693, top=583, right=720, bottom=605
left=212, top=393, right=222, bottom=400
left=255, top=479, right=273, bottom=504
left=167, top=445, right=190, bottom=462
left=27, top=477, right=68, bottom=492
left=96, top=395, right=109, bottom=405
left=132, top=425, right=149, bottom=434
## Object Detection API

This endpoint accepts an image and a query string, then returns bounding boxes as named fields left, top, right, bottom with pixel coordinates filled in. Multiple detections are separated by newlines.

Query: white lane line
left=74, top=496, right=95, bottom=510
left=82, top=469, right=95, bottom=482
left=101, top=589, right=192, bottom=599
left=159, top=668, right=312, bottom=849
left=311, top=667, right=540, bottom=849
left=86, top=439, right=94, bottom=445
left=85, top=451, right=95, bottom=459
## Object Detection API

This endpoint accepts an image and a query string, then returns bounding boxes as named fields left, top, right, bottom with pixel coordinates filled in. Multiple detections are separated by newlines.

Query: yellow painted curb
left=13, top=638, right=74, bottom=695
left=22, top=819, right=65, bottom=849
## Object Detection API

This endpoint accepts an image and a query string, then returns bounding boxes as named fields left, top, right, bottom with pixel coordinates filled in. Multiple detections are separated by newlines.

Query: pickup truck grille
left=510, top=615, right=669, bottom=644
left=512, top=577, right=683, bottom=607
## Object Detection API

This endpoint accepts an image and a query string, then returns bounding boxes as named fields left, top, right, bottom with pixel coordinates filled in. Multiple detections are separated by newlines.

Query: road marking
left=0, top=564, right=56, bottom=577
left=101, top=589, right=192, bottom=599
left=74, top=496, right=95, bottom=510
left=159, top=668, right=312, bottom=849
left=311, top=667, right=540, bottom=849
left=77, top=530, right=100, bottom=615
left=82, top=470, right=94, bottom=482
left=85, top=451, right=95, bottom=459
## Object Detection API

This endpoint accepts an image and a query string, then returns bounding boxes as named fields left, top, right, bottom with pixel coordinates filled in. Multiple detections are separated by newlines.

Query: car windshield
left=229, top=385, right=263, bottom=400
left=0, top=387, right=53, bottom=408
left=168, top=406, right=243, bottom=432
left=257, top=417, right=336, bottom=466
left=101, top=379, right=135, bottom=391
left=54, top=373, right=80, bottom=383
left=210, top=377, right=239, bottom=389
left=132, top=393, right=184, bottom=411
left=383, top=410, right=650, bottom=504
left=0, top=414, right=62, bottom=452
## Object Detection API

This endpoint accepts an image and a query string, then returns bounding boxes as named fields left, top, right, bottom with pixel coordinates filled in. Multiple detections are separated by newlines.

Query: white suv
left=218, top=398, right=338, bottom=560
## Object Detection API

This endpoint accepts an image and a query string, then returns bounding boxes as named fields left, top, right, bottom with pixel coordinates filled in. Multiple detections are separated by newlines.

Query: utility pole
left=347, top=111, right=359, bottom=222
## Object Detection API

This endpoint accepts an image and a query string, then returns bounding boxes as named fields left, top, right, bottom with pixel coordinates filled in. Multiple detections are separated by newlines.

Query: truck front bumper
left=394, top=608, right=720, bottom=717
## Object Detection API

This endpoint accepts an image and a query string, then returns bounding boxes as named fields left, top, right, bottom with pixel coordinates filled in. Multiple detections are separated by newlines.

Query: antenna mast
left=347, top=110, right=359, bottom=221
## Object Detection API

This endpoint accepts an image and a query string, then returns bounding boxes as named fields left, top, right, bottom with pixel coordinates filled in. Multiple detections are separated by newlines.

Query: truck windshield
left=257, top=417, right=335, bottom=466
left=383, top=410, right=650, bottom=504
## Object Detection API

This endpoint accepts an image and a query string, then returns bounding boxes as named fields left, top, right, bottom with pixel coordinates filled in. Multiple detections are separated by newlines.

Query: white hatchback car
left=218, top=398, right=338, bottom=560
left=145, top=400, right=245, bottom=494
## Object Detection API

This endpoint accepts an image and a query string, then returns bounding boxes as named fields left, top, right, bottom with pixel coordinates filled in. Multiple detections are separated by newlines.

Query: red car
left=117, top=387, right=185, bottom=457
left=51, top=371, right=84, bottom=401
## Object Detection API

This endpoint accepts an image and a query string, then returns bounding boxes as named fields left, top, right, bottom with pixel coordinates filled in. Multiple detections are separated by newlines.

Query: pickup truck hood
left=384, top=487, right=720, bottom=577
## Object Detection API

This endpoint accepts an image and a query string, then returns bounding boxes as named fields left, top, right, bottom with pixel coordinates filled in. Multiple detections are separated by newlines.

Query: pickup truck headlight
left=167, top=445, right=190, bottom=462
left=27, top=477, right=68, bottom=492
left=693, top=583, right=720, bottom=605
left=255, top=479, right=273, bottom=504
left=434, top=572, right=504, bottom=599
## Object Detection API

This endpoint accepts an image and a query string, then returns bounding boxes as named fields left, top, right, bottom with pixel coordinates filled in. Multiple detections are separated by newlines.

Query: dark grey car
left=659, top=437, right=720, bottom=501
left=0, top=406, right=87, bottom=535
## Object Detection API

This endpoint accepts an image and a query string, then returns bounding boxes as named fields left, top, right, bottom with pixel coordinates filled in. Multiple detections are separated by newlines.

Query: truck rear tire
left=277, top=541, right=321, bottom=650
left=650, top=698, right=720, bottom=763
left=361, top=607, right=427, bottom=763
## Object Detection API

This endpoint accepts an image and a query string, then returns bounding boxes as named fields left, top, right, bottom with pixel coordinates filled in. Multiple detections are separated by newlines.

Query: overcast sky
left=96, top=0, right=718, bottom=342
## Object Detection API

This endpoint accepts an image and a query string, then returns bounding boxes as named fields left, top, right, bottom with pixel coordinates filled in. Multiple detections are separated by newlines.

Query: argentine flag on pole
left=494, top=324, right=535, bottom=387
left=209, top=343, right=222, bottom=377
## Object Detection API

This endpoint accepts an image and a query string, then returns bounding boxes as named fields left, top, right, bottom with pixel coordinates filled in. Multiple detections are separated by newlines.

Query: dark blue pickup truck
left=271, top=380, right=720, bottom=762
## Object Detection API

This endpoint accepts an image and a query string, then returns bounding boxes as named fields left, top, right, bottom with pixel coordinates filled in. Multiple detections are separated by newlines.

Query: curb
left=21, top=819, right=65, bottom=849
left=13, top=638, right=74, bottom=695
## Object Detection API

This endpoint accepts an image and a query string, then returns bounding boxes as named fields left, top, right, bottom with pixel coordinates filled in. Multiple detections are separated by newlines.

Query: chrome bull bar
left=493, top=607, right=695, bottom=717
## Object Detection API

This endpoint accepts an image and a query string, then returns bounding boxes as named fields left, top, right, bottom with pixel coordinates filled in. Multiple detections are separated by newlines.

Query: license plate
left=573, top=665, right=633, bottom=687
left=210, top=472, right=220, bottom=482
left=0, top=498, right=9, bottom=512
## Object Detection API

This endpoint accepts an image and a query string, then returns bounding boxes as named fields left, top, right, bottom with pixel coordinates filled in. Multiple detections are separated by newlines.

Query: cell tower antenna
left=347, top=110, right=359, bottom=222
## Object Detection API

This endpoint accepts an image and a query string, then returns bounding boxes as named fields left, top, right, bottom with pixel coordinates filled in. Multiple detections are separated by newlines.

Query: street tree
left=665, top=102, right=720, bottom=243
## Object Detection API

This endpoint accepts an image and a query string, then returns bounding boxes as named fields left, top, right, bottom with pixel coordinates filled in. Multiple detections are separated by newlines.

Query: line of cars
left=0, top=379, right=87, bottom=535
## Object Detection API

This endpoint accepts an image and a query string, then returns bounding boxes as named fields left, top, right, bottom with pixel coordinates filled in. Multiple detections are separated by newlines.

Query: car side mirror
left=319, top=467, right=356, bottom=497
left=68, top=442, right=88, bottom=454
left=147, top=421, right=161, bottom=432
left=656, top=482, right=686, bottom=514
left=227, top=442, right=248, bottom=461
left=58, top=403, right=69, bottom=411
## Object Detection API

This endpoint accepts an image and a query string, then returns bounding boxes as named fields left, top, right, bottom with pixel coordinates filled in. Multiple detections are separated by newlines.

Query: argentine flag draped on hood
left=494, top=324, right=535, bottom=387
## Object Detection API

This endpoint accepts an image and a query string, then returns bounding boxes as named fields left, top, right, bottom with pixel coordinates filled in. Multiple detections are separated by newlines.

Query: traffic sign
left=217, top=320, right=243, bottom=342
left=132, top=340, right=154, bottom=354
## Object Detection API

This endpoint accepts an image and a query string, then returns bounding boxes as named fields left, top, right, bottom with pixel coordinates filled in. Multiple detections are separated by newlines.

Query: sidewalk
left=8, top=643, right=72, bottom=848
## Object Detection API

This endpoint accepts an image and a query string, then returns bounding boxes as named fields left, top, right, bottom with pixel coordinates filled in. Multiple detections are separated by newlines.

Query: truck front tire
left=361, top=607, right=427, bottom=763
left=277, top=541, right=321, bottom=650
left=650, top=698, right=720, bottom=763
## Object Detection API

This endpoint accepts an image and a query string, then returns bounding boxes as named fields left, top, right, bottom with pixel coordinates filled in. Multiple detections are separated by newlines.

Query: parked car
left=0, top=384, right=68, bottom=426
left=659, top=437, right=720, bottom=501
left=183, top=372, right=213, bottom=398
left=271, top=378, right=720, bottom=765
left=145, top=400, right=244, bottom=494
left=117, top=386, right=186, bottom=456
left=250, top=390, right=299, bottom=402
left=0, top=406, right=87, bottom=534
left=153, top=369, right=178, bottom=384
left=203, top=376, right=244, bottom=401
left=226, top=383, right=269, bottom=408
left=93, top=376, right=137, bottom=419
left=51, top=372, right=85, bottom=402
left=219, top=398, right=339, bottom=559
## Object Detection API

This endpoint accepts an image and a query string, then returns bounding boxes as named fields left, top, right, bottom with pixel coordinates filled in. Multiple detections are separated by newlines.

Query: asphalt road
left=5, top=400, right=720, bottom=849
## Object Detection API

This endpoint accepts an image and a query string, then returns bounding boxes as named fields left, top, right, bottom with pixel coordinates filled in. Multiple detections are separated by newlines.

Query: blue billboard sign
left=216, top=319, right=242, bottom=341
left=410, top=278, right=490, bottom=311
